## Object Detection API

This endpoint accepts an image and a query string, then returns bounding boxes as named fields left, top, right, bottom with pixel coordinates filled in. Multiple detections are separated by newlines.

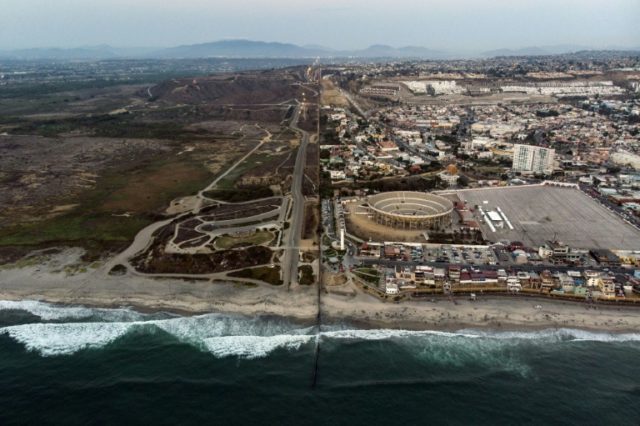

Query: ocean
left=1, top=300, right=639, bottom=425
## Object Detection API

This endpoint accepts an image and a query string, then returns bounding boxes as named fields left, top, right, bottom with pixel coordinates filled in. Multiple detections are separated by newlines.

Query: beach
left=1, top=249, right=640, bottom=333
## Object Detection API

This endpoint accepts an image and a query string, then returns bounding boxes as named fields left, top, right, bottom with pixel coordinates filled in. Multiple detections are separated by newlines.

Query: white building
left=611, top=150, right=640, bottom=170
left=329, top=170, right=347, bottom=181
left=438, top=171, right=460, bottom=186
left=512, top=144, right=555, bottom=175
left=385, top=281, right=399, bottom=295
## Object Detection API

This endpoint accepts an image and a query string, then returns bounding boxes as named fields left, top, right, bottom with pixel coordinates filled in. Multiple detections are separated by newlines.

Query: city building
left=512, top=144, right=555, bottom=175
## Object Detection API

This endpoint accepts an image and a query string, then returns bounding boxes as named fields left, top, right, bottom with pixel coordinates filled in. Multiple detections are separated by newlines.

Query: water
left=1, top=301, right=639, bottom=425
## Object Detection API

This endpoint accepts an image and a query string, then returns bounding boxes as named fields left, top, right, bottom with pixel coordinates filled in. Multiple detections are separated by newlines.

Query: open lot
left=454, top=185, right=640, bottom=250
left=320, top=79, right=349, bottom=107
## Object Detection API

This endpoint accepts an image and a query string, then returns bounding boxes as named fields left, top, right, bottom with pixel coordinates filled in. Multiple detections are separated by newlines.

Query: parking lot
left=423, top=244, right=499, bottom=265
left=455, top=186, right=640, bottom=250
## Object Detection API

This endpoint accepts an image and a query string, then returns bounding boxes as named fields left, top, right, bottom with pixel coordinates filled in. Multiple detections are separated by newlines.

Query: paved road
left=282, top=104, right=310, bottom=288
left=359, top=258, right=631, bottom=276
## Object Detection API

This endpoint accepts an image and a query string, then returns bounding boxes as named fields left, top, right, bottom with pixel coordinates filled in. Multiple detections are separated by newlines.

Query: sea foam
left=2, top=301, right=640, bottom=359
left=2, top=322, right=133, bottom=356
left=0, top=301, right=315, bottom=358
left=203, top=335, right=314, bottom=359
left=0, top=300, right=144, bottom=322
left=320, top=327, right=640, bottom=343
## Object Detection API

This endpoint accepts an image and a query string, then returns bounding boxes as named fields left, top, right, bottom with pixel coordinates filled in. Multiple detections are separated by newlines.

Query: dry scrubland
left=0, top=68, right=316, bottom=261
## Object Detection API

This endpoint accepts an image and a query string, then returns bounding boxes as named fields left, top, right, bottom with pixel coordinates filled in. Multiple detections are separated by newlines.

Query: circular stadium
left=366, top=191, right=453, bottom=230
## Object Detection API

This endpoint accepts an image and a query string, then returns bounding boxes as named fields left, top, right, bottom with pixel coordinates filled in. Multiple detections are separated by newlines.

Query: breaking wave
left=202, top=335, right=314, bottom=359
left=0, top=300, right=145, bottom=322
left=2, top=322, right=134, bottom=356
left=0, top=301, right=315, bottom=357
left=1, top=301, right=640, bottom=359
left=320, top=328, right=640, bottom=343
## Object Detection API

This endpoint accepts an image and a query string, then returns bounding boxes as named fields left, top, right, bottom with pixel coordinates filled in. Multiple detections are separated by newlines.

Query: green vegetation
left=212, top=152, right=275, bottom=190
left=214, top=230, right=274, bottom=250
left=0, top=155, right=213, bottom=250
left=298, top=265, right=315, bottom=285
left=229, top=265, right=283, bottom=286
left=354, top=267, right=381, bottom=284
left=326, top=175, right=446, bottom=197
left=0, top=73, right=193, bottom=100
left=233, top=281, right=259, bottom=289
left=0, top=214, right=151, bottom=246
left=0, top=256, right=43, bottom=271
left=323, top=248, right=338, bottom=258
left=11, top=114, right=207, bottom=140
left=203, top=186, right=274, bottom=203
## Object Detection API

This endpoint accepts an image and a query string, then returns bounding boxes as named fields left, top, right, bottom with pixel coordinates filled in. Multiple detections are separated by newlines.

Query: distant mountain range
left=150, top=40, right=450, bottom=59
left=480, top=44, right=603, bottom=57
left=0, top=39, right=638, bottom=60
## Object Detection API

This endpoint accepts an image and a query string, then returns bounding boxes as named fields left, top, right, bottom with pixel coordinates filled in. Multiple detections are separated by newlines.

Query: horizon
left=1, top=0, right=639, bottom=52
left=1, top=38, right=639, bottom=61
left=3, top=38, right=640, bottom=53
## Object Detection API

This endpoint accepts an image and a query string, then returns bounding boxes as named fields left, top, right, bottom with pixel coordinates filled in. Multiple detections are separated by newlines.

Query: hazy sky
left=1, top=0, right=639, bottom=51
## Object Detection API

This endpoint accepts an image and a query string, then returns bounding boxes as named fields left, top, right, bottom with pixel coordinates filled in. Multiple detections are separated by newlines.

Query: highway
left=282, top=103, right=310, bottom=288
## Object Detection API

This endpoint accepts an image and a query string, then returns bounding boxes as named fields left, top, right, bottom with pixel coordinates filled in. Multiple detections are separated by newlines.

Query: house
left=378, top=140, right=399, bottom=152
left=558, top=273, right=575, bottom=292
left=360, top=243, right=381, bottom=258
left=329, top=170, right=347, bottom=181
left=598, top=276, right=616, bottom=298
left=584, top=270, right=601, bottom=282
left=540, top=270, right=556, bottom=290
left=385, top=281, right=399, bottom=295
left=517, top=271, right=531, bottom=287
left=530, top=271, right=541, bottom=289
left=448, top=265, right=461, bottom=283
left=507, top=277, right=522, bottom=292
left=384, top=245, right=401, bottom=259
left=434, top=267, right=446, bottom=283
left=539, top=241, right=583, bottom=264
left=417, top=266, right=436, bottom=287
left=395, top=266, right=414, bottom=281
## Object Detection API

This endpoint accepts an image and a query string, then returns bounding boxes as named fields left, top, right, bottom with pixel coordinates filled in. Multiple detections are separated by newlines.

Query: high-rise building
left=512, top=144, right=555, bottom=175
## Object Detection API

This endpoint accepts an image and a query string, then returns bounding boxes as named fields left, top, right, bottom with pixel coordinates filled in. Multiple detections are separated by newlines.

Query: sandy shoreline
left=321, top=289, right=640, bottom=333
left=2, top=250, right=640, bottom=333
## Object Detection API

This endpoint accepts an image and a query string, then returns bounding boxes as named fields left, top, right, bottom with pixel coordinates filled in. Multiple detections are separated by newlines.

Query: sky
left=1, top=0, right=639, bottom=52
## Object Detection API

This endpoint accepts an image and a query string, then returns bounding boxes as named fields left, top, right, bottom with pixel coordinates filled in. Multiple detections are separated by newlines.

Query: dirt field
left=320, top=80, right=349, bottom=107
